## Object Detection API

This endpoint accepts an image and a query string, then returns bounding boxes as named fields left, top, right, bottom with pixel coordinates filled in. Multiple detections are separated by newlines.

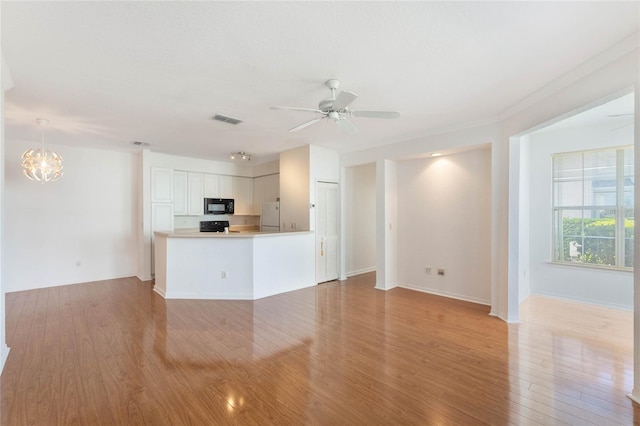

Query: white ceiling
left=2, top=1, right=639, bottom=163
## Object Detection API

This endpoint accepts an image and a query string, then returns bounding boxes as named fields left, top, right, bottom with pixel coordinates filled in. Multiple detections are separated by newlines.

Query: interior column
left=375, top=159, right=398, bottom=290
left=628, top=87, right=640, bottom=404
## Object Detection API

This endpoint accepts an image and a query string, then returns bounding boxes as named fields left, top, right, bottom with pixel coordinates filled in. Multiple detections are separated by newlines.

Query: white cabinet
left=204, top=174, right=220, bottom=198
left=253, top=174, right=280, bottom=214
left=187, top=172, right=204, bottom=215
left=173, top=171, right=188, bottom=215
left=219, top=175, right=234, bottom=199
left=170, top=169, right=260, bottom=217
left=152, top=203, right=174, bottom=232
left=234, top=176, right=253, bottom=215
left=174, top=171, right=203, bottom=216
left=151, top=167, right=173, bottom=203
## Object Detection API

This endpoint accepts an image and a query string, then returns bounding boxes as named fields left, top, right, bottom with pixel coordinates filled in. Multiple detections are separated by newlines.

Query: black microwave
left=204, top=198, right=234, bottom=215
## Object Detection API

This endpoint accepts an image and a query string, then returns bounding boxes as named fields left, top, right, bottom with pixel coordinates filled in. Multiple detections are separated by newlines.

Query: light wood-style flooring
left=1, top=272, right=638, bottom=425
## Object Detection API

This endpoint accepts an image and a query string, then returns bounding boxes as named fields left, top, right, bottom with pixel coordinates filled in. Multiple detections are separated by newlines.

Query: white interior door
left=316, top=182, right=339, bottom=283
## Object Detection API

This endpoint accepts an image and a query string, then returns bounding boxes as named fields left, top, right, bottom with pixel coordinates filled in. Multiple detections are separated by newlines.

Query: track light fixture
left=230, top=151, right=251, bottom=161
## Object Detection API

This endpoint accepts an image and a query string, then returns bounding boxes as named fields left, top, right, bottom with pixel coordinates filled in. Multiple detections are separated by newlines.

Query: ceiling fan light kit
left=271, top=79, right=400, bottom=135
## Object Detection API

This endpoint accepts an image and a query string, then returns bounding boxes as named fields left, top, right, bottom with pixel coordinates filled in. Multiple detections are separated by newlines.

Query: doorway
left=316, top=181, right=339, bottom=283
left=509, top=91, right=635, bottom=317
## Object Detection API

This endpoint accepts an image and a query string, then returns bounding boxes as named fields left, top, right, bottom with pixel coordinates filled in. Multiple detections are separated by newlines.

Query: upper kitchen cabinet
left=219, top=175, right=234, bottom=199
left=187, top=172, right=204, bottom=215
left=151, top=167, right=174, bottom=203
left=203, top=174, right=220, bottom=198
left=234, top=176, right=253, bottom=215
left=173, top=171, right=188, bottom=215
left=173, top=171, right=204, bottom=216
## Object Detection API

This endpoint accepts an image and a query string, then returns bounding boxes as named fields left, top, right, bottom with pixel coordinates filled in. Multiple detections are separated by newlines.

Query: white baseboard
left=152, top=286, right=166, bottom=298
left=533, top=290, right=632, bottom=311
left=398, top=282, right=491, bottom=306
left=5, top=272, right=138, bottom=293
left=136, top=273, right=153, bottom=282
left=346, top=266, right=376, bottom=277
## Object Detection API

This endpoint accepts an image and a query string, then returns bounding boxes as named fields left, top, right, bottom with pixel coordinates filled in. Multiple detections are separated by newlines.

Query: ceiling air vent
left=213, top=114, right=243, bottom=125
left=131, top=141, right=151, bottom=147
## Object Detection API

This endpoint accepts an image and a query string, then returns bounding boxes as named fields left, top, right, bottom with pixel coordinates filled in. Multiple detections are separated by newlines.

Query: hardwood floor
left=1, top=272, right=639, bottom=425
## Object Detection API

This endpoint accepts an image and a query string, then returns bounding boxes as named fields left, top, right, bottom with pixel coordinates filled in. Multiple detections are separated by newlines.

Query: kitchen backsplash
left=174, top=215, right=260, bottom=230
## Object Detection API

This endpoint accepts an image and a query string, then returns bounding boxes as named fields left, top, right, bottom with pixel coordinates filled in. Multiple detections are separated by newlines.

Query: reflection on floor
left=1, top=272, right=638, bottom=424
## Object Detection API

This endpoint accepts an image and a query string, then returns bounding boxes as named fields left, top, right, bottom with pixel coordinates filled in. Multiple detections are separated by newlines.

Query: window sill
left=547, top=261, right=633, bottom=273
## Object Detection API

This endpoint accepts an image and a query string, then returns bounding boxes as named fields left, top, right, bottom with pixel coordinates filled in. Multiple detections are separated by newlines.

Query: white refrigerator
left=260, top=202, right=280, bottom=232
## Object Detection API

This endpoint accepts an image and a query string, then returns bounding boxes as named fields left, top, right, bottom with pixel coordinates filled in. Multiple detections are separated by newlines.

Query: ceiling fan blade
left=351, top=110, right=400, bottom=119
left=332, top=91, right=358, bottom=110
left=271, top=106, right=323, bottom=113
left=335, top=118, right=359, bottom=135
left=289, top=117, right=324, bottom=132
left=611, top=122, right=633, bottom=131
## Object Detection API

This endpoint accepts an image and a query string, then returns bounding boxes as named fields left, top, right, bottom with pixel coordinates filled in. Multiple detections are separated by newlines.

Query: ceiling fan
left=270, top=79, right=400, bottom=135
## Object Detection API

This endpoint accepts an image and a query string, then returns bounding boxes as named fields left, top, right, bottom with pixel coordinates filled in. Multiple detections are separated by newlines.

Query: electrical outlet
left=425, top=266, right=432, bottom=274
left=221, top=271, right=227, bottom=279
left=438, top=269, right=445, bottom=276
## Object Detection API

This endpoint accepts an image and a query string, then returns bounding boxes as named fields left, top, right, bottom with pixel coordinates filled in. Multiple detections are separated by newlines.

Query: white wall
left=279, top=145, right=310, bottom=231
left=518, top=136, right=531, bottom=302
left=397, top=149, right=492, bottom=304
left=526, top=122, right=633, bottom=309
left=1, top=52, right=14, bottom=372
left=309, top=145, right=339, bottom=233
left=4, top=141, right=138, bottom=292
left=343, top=163, right=376, bottom=276
left=252, top=159, right=279, bottom=178
left=150, top=151, right=253, bottom=177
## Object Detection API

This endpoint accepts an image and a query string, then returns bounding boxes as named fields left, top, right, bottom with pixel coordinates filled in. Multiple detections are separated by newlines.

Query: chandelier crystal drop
left=22, top=118, right=64, bottom=182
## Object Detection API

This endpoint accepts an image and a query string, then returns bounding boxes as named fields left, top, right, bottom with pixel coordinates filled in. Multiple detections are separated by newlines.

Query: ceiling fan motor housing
left=319, top=98, right=336, bottom=111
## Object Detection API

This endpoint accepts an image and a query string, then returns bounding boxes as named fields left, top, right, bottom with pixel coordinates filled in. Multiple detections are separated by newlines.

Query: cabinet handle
left=321, top=238, right=324, bottom=256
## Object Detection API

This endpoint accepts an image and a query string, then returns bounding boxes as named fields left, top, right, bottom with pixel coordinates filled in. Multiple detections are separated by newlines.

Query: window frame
left=551, top=145, right=634, bottom=270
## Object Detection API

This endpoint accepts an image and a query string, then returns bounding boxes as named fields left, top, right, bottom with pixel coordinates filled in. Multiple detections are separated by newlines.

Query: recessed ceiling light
left=431, top=152, right=442, bottom=157
left=131, top=141, right=151, bottom=147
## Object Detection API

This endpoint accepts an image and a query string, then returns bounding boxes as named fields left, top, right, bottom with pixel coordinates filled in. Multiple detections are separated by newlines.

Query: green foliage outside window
left=561, top=217, right=634, bottom=267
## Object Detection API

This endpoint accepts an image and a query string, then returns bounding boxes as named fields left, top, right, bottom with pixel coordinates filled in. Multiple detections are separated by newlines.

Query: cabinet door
left=234, top=176, right=253, bottom=215
left=173, top=171, right=188, bottom=216
left=204, top=174, right=220, bottom=198
left=152, top=202, right=174, bottom=233
left=187, top=172, right=204, bottom=216
left=219, top=175, right=234, bottom=199
left=151, top=167, right=173, bottom=202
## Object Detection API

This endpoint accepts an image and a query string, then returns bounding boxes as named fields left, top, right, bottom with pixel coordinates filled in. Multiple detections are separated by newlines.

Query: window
left=552, top=146, right=634, bottom=269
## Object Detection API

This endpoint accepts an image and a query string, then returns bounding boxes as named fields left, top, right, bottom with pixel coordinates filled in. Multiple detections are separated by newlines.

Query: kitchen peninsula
left=153, top=229, right=315, bottom=300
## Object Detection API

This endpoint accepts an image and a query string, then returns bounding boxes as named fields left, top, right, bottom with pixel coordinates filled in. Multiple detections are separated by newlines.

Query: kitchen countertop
left=154, top=229, right=312, bottom=238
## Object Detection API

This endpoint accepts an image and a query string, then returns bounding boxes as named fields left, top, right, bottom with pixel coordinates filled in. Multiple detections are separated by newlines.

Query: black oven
left=204, top=198, right=234, bottom=215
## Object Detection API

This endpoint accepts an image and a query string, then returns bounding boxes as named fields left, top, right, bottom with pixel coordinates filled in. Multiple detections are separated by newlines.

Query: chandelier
left=22, top=118, right=64, bottom=182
